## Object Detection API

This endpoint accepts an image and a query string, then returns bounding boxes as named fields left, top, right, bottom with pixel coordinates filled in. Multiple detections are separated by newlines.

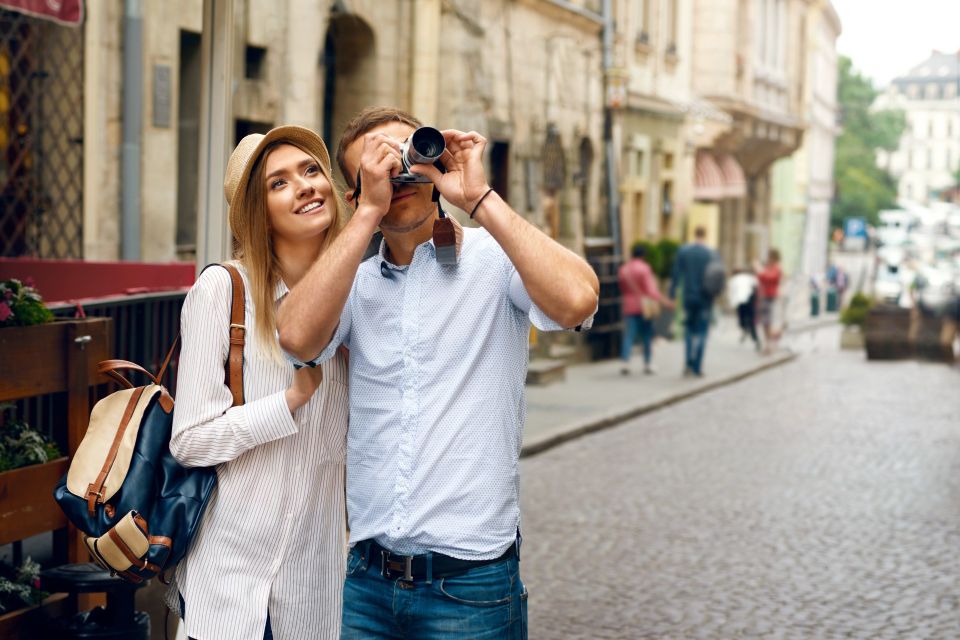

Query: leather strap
left=221, top=264, right=246, bottom=407
left=98, top=360, right=160, bottom=388
left=85, top=387, right=145, bottom=514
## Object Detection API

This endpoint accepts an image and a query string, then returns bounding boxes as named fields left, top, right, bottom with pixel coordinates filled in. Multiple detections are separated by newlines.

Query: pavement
left=522, top=312, right=839, bottom=456
left=520, top=325, right=960, bottom=639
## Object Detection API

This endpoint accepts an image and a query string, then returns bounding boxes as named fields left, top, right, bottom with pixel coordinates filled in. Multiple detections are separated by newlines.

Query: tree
left=832, top=57, right=905, bottom=229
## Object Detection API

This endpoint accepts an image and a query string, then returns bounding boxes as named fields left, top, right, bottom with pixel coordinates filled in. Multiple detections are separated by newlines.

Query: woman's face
left=262, top=143, right=335, bottom=246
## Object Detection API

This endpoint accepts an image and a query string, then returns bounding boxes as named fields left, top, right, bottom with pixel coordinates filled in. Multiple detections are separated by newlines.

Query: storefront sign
left=0, top=0, right=83, bottom=26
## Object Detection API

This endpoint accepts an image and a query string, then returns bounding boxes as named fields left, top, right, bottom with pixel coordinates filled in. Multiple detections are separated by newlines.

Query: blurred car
left=874, top=263, right=904, bottom=304
left=915, top=264, right=958, bottom=313
left=876, top=210, right=913, bottom=247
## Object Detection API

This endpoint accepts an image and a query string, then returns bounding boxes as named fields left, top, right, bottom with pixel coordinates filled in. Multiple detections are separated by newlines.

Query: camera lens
left=409, top=127, right=445, bottom=163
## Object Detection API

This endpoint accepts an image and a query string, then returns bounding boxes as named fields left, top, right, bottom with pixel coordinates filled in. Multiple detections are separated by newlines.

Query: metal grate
left=0, top=9, right=84, bottom=258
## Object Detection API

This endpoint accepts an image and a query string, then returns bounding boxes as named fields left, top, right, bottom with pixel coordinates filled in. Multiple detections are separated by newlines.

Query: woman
left=617, top=244, right=674, bottom=374
left=169, top=126, right=349, bottom=639
left=755, top=248, right=783, bottom=355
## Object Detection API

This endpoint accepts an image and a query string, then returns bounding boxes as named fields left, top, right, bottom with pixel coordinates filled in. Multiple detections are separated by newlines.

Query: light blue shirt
left=299, top=226, right=591, bottom=560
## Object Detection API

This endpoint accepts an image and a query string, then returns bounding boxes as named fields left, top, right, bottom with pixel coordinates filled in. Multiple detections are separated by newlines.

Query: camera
left=391, top=126, right=446, bottom=184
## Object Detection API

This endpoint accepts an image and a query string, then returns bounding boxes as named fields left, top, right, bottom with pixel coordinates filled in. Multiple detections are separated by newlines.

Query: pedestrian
left=169, top=126, right=349, bottom=640
left=727, top=268, right=761, bottom=351
left=618, top=244, right=674, bottom=374
left=669, top=226, right=719, bottom=377
left=755, top=248, right=783, bottom=354
left=277, top=106, right=599, bottom=639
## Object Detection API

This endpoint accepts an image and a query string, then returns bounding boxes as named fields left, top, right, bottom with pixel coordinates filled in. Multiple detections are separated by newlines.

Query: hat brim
left=228, top=125, right=334, bottom=223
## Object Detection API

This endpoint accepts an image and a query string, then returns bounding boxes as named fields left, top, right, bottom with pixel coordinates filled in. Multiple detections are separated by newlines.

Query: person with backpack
left=168, top=126, right=350, bottom=639
left=617, top=243, right=674, bottom=374
left=669, top=226, right=724, bottom=377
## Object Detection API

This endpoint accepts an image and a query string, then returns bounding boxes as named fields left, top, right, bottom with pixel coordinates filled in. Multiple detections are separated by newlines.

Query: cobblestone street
left=520, top=329, right=960, bottom=639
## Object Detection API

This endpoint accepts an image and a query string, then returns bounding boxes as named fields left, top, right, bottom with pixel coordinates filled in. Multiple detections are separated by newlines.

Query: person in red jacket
left=754, top=248, right=783, bottom=354
left=618, top=244, right=675, bottom=374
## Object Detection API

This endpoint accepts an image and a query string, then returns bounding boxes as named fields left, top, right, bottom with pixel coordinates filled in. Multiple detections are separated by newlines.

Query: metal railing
left=49, top=290, right=187, bottom=391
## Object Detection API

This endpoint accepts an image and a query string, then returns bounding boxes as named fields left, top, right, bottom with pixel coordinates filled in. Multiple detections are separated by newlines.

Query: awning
left=0, top=0, right=83, bottom=25
left=717, top=154, right=746, bottom=198
left=694, top=152, right=726, bottom=201
left=695, top=152, right=747, bottom=201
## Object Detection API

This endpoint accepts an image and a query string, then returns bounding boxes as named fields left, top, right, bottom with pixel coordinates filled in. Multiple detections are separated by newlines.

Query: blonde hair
left=229, top=140, right=346, bottom=363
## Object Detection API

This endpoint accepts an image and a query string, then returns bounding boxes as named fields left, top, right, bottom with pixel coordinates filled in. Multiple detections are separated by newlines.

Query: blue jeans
left=341, top=546, right=527, bottom=639
left=621, top=314, right=654, bottom=364
left=683, top=303, right=711, bottom=374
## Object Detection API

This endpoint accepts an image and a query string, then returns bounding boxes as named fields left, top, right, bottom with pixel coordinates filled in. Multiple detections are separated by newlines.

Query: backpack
left=702, top=253, right=727, bottom=299
left=53, top=264, right=245, bottom=584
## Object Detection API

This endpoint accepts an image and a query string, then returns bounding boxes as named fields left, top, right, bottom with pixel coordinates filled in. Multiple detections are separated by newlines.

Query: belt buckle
left=381, top=550, right=414, bottom=582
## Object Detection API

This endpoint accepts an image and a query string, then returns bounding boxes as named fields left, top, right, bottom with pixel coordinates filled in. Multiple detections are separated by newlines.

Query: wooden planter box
left=0, top=458, right=69, bottom=546
left=864, top=306, right=911, bottom=360
left=0, top=319, right=110, bottom=403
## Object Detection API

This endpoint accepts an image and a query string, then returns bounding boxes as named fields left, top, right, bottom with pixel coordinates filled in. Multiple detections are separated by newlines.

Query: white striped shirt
left=167, top=265, right=348, bottom=640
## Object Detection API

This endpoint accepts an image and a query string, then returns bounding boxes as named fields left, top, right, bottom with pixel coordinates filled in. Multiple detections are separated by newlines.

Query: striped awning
left=694, top=152, right=726, bottom=201
left=694, top=152, right=746, bottom=200
left=717, top=154, right=746, bottom=198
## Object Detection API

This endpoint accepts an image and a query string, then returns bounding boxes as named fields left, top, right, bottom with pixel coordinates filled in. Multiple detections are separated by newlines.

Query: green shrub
left=655, top=239, right=680, bottom=280
left=0, top=404, right=61, bottom=472
left=0, top=279, right=53, bottom=328
left=840, top=293, right=873, bottom=327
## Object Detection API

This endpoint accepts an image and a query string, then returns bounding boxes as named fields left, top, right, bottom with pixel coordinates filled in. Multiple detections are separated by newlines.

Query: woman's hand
left=284, top=365, right=324, bottom=413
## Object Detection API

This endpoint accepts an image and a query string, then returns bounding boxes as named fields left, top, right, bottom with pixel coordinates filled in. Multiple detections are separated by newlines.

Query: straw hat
left=223, top=125, right=333, bottom=209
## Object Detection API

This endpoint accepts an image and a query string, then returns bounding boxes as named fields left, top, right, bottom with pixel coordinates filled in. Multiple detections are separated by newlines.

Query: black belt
left=358, top=539, right=516, bottom=582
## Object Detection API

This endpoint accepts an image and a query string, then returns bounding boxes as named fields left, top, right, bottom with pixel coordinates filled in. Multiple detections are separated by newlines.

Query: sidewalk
left=521, top=312, right=838, bottom=456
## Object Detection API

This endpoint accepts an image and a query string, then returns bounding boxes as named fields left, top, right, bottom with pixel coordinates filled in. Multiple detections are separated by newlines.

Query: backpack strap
left=85, top=386, right=146, bottom=514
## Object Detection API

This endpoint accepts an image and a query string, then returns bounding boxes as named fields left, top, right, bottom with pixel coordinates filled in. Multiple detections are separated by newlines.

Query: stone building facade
left=771, top=0, right=840, bottom=281
left=690, top=0, right=809, bottom=268
left=611, top=0, right=702, bottom=255
left=875, top=50, right=960, bottom=205
left=76, top=0, right=606, bottom=262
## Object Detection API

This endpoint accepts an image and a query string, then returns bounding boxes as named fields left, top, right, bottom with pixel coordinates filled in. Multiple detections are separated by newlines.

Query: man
left=277, top=107, right=598, bottom=639
left=669, top=226, right=718, bottom=376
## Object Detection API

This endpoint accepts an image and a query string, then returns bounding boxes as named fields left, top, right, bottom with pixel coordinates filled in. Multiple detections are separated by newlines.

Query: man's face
left=343, top=121, right=436, bottom=233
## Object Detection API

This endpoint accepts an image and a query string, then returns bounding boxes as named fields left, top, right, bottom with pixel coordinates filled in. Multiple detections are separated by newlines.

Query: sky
left=831, top=0, right=960, bottom=88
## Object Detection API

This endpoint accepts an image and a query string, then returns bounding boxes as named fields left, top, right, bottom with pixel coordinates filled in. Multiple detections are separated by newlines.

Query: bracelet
left=469, top=188, right=495, bottom=219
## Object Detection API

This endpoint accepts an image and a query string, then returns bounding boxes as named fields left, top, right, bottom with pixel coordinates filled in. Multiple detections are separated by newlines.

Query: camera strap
left=432, top=186, right=460, bottom=265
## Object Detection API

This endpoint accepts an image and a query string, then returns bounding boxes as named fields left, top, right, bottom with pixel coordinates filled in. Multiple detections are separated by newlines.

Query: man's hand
left=409, top=129, right=490, bottom=212
left=353, top=132, right=402, bottom=218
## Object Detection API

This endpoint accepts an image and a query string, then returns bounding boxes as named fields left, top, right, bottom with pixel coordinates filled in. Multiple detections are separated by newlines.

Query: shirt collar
left=275, top=278, right=290, bottom=301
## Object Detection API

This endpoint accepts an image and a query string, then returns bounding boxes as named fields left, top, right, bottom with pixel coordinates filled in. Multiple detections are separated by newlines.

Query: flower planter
left=0, top=593, right=68, bottom=640
left=0, top=458, right=69, bottom=546
left=0, top=319, right=110, bottom=402
left=864, top=305, right=911, bottom=360
left=839, top=325, right=865, bottom=350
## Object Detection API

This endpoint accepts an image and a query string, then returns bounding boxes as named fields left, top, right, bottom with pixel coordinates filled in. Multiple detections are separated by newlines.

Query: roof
left=892, top=50, right=960, bottom=84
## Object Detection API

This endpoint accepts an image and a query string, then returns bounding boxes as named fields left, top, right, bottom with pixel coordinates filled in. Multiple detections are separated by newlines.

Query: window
left=925, top=83, right=939, bottom=100
left=636, top=0, right=651, bottom=46
left=245, top=45, right=267, bottom=80
left=666, top=0, right=679, bottom=56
